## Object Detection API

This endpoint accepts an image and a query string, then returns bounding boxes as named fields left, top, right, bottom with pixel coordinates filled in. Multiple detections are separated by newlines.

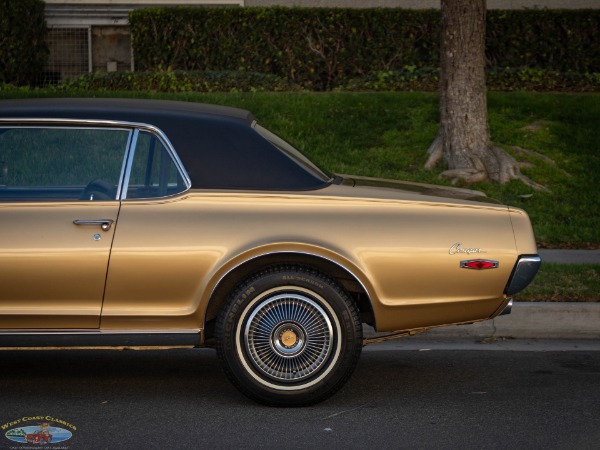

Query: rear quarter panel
left=102, top=191, right=518, bottom=333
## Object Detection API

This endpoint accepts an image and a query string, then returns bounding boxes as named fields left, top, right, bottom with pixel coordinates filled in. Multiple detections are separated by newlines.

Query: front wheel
left=216, top=266, right=362, bottom=406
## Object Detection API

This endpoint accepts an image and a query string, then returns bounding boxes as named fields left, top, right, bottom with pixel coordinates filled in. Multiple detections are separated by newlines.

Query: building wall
left=92, top=26, right=132, bottom=73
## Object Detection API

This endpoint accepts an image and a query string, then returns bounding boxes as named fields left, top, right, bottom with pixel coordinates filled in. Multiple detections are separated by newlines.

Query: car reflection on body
left=0, top=99, right=540, bottom=406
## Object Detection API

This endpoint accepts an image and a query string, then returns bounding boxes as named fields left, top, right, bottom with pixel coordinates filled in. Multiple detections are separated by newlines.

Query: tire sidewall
left=218, top=268, right=361, bottom=405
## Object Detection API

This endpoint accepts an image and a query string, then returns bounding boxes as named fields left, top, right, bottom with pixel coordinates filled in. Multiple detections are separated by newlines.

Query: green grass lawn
left=518, top=263, right=600, bottom=302
left=2, top=89, right=599, bottom=247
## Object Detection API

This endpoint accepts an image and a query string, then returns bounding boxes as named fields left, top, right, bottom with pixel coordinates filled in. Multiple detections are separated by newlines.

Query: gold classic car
left=0, top=98, right=540, bottom=405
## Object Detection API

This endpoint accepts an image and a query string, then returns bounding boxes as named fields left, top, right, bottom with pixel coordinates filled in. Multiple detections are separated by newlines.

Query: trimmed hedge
left=30, top=67, right=595, bottom=94
left=343, top=67, right=600, bottom=93
left=486, top=9, right=600, bottom=73
left=0, top=0, right=47, bottom=86
left=58, top=70, right=301, bottom=93
left=130, top=7, right=600, bottom=91
left=130, top=7, right=439, bottom=90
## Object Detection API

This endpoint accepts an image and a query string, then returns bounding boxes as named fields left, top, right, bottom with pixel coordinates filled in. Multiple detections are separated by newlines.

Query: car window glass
left=0, top=126, right=129, bottom=202
left=126, top=130, right=186, bottom=199
left=253, top=124, right=332, bottom=182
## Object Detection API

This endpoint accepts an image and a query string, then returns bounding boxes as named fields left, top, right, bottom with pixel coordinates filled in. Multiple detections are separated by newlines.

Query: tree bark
left=426, top=0, right=547, bottom=191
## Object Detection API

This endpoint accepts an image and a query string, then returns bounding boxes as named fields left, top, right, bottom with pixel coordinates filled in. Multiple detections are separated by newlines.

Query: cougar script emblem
left=449, top=242, right=483, bottom=255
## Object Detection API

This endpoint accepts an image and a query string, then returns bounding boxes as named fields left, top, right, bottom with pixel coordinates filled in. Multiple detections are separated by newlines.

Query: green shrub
left=44, top=67, right=598, bottom=94
left=486, top=67, right=600, bottom=92
left=0, top=0, right=48, bottom=86
left=342, top=67, right=600, bottom=92
left=59, top=70, right=301, bottom=92
left=130, top=7, right=600, bottom=91
left=486, top=10, right=600, bottom=73
left=130, top=7, right=440, bottom=91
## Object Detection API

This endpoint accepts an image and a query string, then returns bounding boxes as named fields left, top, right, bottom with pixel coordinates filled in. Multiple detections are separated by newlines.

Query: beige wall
left=245, top=0, right=599, bottom=8
left=92, top=26, right=132, bottom=73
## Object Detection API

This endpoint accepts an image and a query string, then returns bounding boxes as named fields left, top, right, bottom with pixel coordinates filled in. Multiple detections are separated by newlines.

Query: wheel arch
left=202, top=250, right=375, bottom=342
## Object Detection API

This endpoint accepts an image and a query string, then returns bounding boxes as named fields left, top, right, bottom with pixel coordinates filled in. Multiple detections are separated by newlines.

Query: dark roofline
left=0, top=98, right=255, bottom=125
left=0, top=98, right=329, bottom=191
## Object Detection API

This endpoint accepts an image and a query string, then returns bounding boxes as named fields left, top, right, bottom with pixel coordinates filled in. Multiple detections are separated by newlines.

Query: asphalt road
left=1, top=343, right=599, bottom=450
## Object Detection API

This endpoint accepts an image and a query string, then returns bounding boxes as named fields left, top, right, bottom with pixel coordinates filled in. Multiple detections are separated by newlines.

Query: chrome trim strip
left=0, top=119, right=137, bottom=127
left=0, top=329, right=202, bottom=348
left=0, top=329, right=200, bottom=335
left=132, top=126, right=192, bottom=198
left=120, top=128, right=139, bottom=200
left=117, top=128, right=135, bottom=200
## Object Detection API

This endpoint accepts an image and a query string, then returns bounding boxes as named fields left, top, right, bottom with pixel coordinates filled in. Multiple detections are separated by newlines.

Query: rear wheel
left=216, top=266, right=362, bottom=406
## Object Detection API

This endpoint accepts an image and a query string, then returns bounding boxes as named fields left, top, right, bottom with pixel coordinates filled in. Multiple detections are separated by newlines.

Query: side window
left=0, top=126, right=129, bottom=202
left=126, top=130, right=187, bottom=199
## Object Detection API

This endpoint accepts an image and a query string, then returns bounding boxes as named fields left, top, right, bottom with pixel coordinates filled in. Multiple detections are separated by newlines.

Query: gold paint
left=1, top=183, right=537, bottom=338
left=281, top=329, right=298, bottom=347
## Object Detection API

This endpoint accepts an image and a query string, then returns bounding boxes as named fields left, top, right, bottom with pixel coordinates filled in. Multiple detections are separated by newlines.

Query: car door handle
left=73, top=219, right=114, bottom=231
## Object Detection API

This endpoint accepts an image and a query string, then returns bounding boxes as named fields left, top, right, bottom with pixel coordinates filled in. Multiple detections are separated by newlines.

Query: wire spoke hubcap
left=244, top=293, right=334, bottom=382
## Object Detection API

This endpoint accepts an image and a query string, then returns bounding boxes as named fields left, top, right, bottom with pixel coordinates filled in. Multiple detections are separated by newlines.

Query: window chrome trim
left=117, top=128, right=136, bottom=200
left=126, top=123, right=192, bottom=197
left=0, top=118, right=192, bottom=199
left=120, top=128, right=139, bottom=200
left=121, top=127, right=191, bottom=201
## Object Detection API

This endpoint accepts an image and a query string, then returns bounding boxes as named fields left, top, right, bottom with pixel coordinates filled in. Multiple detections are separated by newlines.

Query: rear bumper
left=504, top=255, right=542, bottom=295
left=499, top=298, right=513, bottom=316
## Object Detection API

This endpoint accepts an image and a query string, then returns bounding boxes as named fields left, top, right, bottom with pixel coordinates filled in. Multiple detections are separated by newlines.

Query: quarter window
left=0, top=126, right=129, bottom=202
left=126, top=130, right=186, bottom=199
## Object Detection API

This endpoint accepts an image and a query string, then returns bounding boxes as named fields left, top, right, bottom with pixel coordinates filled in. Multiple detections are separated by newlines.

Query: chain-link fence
left=44, top=27, right=91, bottom=83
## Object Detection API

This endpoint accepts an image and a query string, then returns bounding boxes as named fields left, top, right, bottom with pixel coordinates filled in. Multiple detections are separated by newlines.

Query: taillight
left=460, top=259, right=499, bottom=270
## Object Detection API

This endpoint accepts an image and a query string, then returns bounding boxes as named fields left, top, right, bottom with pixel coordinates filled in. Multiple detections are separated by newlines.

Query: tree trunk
left=426, top=0, right=546, bottom=190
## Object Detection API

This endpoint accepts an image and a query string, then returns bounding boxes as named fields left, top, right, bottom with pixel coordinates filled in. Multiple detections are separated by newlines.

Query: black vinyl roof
left=0, top=98, right=329, bottom=191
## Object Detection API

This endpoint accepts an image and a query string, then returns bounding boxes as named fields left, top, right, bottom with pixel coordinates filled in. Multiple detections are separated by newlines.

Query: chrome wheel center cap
left=273, top=323, right=305, bottom=356
left=281, top=329, right=298, bottom=347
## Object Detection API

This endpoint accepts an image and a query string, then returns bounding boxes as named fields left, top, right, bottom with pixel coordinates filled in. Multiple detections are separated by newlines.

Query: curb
left=422, top=302, right=600, bottom=340
left=365, top=302, right=600, bottom=341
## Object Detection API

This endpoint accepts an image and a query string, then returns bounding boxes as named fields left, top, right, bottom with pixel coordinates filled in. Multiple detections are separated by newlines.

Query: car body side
left=0, top=98, right=538, bottom=344
left=96, top=186, right=532, bottom=339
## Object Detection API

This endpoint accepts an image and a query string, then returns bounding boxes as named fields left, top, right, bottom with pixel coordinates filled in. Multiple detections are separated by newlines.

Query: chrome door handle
left=73, top=219, right=114, bottom=231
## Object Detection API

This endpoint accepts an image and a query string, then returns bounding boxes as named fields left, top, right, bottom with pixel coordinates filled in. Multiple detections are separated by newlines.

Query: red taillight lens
left=460, top=260, right=498, bottom=270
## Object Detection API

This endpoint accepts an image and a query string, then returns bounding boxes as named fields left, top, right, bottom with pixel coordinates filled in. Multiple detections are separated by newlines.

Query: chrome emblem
left=449, top=242, right=484, bottom=255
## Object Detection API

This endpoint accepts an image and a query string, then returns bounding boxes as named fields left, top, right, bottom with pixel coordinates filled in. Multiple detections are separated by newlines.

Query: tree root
left=424, top=131, right=443, bottom=169
left=439, top=168, right=488, bottom=184
left=428, top=143, right=551, bottom=192
left=512, top=145, right=571, bottom=177
left=511, top=146, right=557, bottom=167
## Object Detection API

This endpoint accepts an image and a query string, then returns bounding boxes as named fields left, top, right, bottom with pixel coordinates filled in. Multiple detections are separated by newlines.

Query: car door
left=0, top=123, right=131, bottom=329
left=101, top=129, right=194, bottom=330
